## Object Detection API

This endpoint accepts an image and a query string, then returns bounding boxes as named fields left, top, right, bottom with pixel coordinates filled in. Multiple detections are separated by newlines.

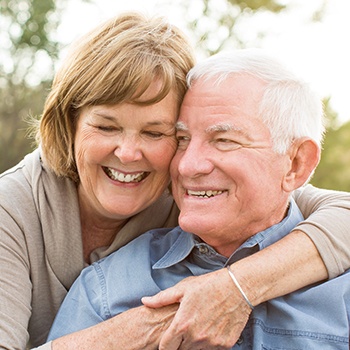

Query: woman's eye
left=143, top=131, right=165, bottom=139
left=97, top=125, right=119, bottom=132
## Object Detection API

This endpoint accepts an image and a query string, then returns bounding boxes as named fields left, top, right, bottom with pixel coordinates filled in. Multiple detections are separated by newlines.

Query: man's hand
left=142, top=268, right=252, bottom=350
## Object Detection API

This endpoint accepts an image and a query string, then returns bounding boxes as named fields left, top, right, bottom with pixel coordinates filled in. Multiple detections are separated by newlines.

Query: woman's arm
left=143, top=230, right=326, bottom=350
left=49, top=227, right=326, bottom=350
left=46, top=251, right=180, bottom=350
left=293, top=184, right=350, bottom=278
left=47, top=185, right=350, bottom=350
left=52, top=305, right=178, bottom=350
left=0, top=210, right=34, bottom=349
left=143, top=185, right=350, bottom=350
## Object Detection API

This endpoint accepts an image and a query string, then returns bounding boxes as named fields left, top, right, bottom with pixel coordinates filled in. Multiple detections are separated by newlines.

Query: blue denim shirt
left=48, top=199, right=350, bottom=349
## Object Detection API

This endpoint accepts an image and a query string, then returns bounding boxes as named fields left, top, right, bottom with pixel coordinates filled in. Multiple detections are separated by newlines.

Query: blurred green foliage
left=0, top=0, right=65, bottom=171
left=311, top=116, right=350, bottom=191
left=1, top=0, right=349, bottom=192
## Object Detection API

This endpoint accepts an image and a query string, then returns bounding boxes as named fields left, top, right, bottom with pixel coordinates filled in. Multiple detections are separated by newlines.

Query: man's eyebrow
left=175, top=121, right=247, bottom=136
left=206, top=123, right=244, bottom=134
left=175, top=121, right=188, bottom=131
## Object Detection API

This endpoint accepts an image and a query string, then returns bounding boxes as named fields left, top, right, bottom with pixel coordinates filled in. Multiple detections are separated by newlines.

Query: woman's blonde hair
left=37, top=12, right=195, bottom=182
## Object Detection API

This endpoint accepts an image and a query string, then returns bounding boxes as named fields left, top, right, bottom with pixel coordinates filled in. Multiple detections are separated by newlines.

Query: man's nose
left=177, top=142, right=214, bottom=177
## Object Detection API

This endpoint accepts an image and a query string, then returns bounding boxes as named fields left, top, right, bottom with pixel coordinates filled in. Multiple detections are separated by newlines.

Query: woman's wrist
left=228, top=258, right=269, bottom=307
left=226, top=265, right=255, bottom=310
left=228, top=230, right=328, bottom=307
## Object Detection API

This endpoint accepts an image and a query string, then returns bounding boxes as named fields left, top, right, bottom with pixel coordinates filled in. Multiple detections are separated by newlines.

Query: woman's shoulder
left=0, top=149, right=41, bottom=184
left=0, top=148, right=77, bottom=215
left=0, top=149, right=42, bottom=204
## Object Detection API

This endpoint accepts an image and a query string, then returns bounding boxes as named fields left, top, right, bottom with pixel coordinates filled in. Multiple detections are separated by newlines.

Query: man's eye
left=217, top=138, right=232, bottom=143
left=176, top=135, right=189, bottom=142
left=215, top=138, right=242, bottom=150
left=176, top=135, right=190, bottom=147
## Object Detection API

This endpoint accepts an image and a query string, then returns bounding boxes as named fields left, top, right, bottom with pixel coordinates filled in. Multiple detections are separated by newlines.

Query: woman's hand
left=142, top=268, right=252, bottom=350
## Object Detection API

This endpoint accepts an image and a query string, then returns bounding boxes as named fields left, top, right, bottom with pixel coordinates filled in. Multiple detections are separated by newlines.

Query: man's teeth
left=187, top=190, right=223, bottom=198
left=106, top=168, right=145, bottom=183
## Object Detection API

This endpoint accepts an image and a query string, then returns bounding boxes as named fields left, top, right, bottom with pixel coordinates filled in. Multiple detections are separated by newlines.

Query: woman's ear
left=282, top=137, right=320, bottom=192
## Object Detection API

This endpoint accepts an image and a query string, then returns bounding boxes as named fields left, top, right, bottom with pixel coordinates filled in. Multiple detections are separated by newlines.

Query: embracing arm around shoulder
left=141, top=185, right=350, bottom=350
left=51, top=305, right=177, bottom=350
left=293, top=184, right=350, bottom=278
left=45, top=185, right=350, bottom=350
left=50, top=225, right=328, bottom=350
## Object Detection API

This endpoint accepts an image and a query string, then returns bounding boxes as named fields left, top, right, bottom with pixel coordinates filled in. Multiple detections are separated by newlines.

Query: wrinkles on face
left=73, top=84, right=179, bottom=224
left=171, top=75, right=291, bottom=256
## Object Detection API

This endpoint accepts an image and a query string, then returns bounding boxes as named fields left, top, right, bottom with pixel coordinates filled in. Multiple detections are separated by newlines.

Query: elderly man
left=48, top=49, right=350, bottom=349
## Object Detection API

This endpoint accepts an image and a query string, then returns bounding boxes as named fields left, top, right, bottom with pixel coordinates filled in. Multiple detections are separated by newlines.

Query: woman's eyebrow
left=91, top=112, right=116, bottom=121
left=145, top=120, right=175, bottom=126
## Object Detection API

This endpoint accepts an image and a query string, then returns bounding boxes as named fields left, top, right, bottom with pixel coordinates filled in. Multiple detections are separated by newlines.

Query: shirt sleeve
left=47, top=264, right=107, bottom=341
left=292, top=184, right=350, bottom=278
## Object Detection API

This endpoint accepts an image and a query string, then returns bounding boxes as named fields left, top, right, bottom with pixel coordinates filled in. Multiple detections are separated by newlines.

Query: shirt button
left=198, top=246, right=209, bottom=254
left=237, top=336, right=244, bottom=345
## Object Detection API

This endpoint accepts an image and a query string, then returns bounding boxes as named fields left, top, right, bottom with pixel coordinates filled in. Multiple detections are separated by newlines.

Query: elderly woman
left=0, top=12, right=349, bottom=350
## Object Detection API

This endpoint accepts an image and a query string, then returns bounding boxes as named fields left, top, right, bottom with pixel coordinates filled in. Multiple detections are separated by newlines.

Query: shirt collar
left=153, top=198, right=304, bottom=269
left=152, top=228, right=196, bottom=269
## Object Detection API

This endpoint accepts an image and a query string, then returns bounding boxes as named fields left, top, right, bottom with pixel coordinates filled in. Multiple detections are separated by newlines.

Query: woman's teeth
left=105, top=167, right=147, bottom=183
left=187, top=190, right=223, bottom=198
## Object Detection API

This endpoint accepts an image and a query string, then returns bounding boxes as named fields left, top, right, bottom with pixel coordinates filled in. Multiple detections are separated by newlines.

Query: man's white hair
left=187, top=49, right=325, bottom=154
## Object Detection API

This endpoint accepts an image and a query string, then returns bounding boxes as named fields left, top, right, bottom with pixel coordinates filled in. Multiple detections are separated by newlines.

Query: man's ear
left=282, top=137, right=320, bottom=192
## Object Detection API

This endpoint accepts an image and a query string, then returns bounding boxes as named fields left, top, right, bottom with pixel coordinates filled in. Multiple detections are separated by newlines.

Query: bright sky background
left=57, top=0, right=350, bottom=124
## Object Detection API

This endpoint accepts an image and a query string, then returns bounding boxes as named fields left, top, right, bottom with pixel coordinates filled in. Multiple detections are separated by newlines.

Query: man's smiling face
left=170, top=74, right=291, bottom=257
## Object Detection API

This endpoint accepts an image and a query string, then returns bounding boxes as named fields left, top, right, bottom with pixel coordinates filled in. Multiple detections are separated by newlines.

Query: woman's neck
left=78, top=192, right=128, bottom=263
left=80, top=215, right=127, bottom=264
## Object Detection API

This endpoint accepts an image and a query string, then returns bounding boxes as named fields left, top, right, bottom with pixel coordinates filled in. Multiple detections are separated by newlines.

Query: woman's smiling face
left=74, top=82, right=179, bottom=221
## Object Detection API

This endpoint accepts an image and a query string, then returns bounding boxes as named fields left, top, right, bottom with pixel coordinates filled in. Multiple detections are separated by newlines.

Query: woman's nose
left=114, top=136, right=143, bottom=163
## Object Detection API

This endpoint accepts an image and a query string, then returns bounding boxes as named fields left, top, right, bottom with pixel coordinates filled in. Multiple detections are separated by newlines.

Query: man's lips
left=186, top=189, right=225, bottom=198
